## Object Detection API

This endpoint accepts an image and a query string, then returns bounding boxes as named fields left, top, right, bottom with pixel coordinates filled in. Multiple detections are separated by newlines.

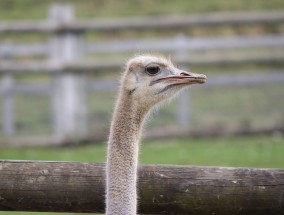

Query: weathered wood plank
left=0, top=71, right=284, bottom=95
left=0, top=11, right=283, bottom=33
left=0, top=53, right=284, bottom=73
left=0, top=160, right=283, bottom=214
left=2, top=34, right=284, bottom=57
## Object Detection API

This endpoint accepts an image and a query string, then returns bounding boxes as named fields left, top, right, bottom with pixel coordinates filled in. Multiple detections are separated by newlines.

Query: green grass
left=1, top=135, right=284, bottom=167
left=190, top=83, right=284, bottom=132
left=0, top=0, right=284, bottom=20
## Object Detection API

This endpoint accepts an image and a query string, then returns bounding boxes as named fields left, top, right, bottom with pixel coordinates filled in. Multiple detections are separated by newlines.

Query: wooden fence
left=0, top=9, right=284, bottom=33
left=0, top=160, right=283, bottom=214
left=0, top=4, right=284, bottom=142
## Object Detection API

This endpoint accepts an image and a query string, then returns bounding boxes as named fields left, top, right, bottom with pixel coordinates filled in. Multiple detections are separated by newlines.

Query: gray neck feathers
left=106, top=92, right=148, bottom=215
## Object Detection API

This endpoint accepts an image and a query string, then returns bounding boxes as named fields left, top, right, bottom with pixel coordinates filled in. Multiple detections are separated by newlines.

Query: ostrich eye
left=145, top=66, right=160, bottom=76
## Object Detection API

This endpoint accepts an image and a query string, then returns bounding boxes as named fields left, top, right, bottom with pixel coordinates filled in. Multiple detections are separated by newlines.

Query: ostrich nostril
left=180, top=72, right=190, bottom=76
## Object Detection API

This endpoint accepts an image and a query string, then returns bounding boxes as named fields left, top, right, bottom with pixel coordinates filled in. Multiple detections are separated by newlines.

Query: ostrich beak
left=171, top=69, right=207, bottom=84
left=151, top=69, right=207, bottom=86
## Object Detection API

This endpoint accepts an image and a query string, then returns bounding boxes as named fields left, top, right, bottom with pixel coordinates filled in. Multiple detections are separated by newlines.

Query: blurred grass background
left=0, top=0, right=284, bottom=20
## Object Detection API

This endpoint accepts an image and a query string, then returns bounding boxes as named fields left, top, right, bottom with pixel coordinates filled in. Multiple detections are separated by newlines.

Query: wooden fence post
left=1, top=41, right=15, bottom=136
left=49, top=4, right=87, bottom=137
left=175, top=34, right=190, bottom=129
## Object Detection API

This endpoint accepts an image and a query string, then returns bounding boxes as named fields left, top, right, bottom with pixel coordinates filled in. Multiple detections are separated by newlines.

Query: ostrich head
left=120, top=54, right=206, bottom=111
left=107, top=54, right=207, bottom=215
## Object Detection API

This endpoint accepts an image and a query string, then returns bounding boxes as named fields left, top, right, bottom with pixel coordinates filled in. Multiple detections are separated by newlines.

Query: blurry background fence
left=0, top=4, right=284, bottom=146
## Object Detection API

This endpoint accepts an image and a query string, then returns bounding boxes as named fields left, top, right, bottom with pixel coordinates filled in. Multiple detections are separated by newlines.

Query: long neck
left=106, top=92, right=147, bottom=215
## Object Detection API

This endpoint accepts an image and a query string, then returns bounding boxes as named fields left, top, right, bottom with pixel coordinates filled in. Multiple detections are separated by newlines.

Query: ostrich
left=106, top=54, right=206, bottom=215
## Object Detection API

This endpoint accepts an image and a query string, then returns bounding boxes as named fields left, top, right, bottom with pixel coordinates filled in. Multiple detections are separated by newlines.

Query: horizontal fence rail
left=0, top=10, right=283, bottom=34
left=0, top=43, right=47, bottom=57
left=0, top=160, right=283, bottom=214
left=87, top=34, right=284, bottom=53
left=1, top=71, right=284, bottom=94
left=1, top=54, right=284, bottom=73
left=1, top=34, right=284, bottom=57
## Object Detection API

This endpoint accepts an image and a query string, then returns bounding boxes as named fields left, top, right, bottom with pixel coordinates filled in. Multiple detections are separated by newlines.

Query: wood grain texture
left=0, top=160, right=283, bottom=214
